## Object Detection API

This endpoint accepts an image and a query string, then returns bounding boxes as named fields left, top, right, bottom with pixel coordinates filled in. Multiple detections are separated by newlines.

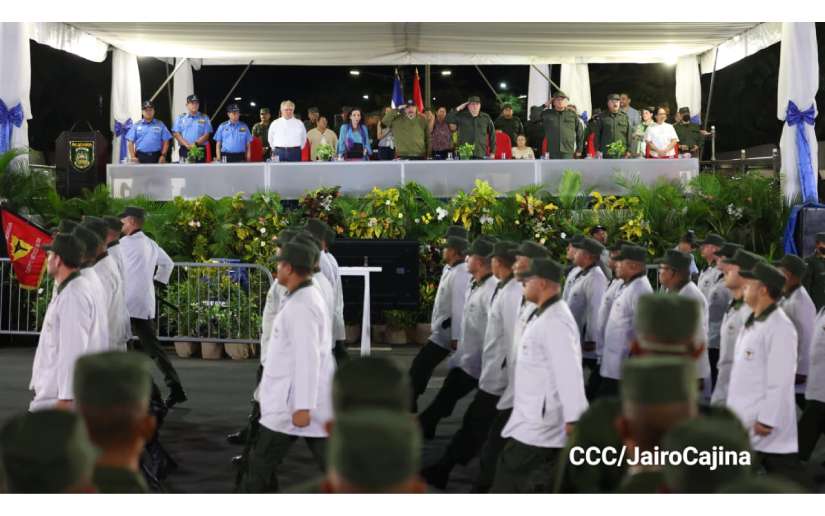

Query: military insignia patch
left=69, top=139, right=95, bottom=172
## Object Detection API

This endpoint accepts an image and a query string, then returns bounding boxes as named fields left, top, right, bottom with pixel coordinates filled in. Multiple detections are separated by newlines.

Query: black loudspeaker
left=54, top=121, right=108, bottom=198
left=794, top=206, right=825, bottom=257
left=330, top=240, right=420, bottom=317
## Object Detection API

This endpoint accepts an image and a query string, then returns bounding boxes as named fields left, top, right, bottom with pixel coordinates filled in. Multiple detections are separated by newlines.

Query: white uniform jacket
left=711, top=299, right=751, bottom=406
left=727, top=304, right=798, bottom=454
left=501, top=297, right=588, bottom=448
left=259, top=281, right=288, bottom=366
left=312, top=274, right=335, bottom=350
left=119, top=230, right=174, bottom=319
left=779, top=285, right=816, bottom=394
left=479, top=276, right=523, bottom=396
left=449, top=274, right=497, bottom=379
left=698, top=264, right=719, bottom=299
left=259, top=282, right=335, bottom=437
left=600, top=274, right=653, bottom=380
left=596, top=278, right=624, bottom=359
left=676, top=282, right=712, bottom=380
left=805, top=307, right=825, bottom=403
left=562, top=266, right=582, bottom=303
left=78, top=267, right=111, bottom=353
left=107, top=241, right=127, bottom=283
left=430, top=261, right=472, bottom=349
left=497, top=299, right=537, bottom=411
left=566, top=265, right=608, bottom=360
left=321, top=251, right=346, bottom=342
left=93, top=254, right=129, bottom=350
left=706, top=269, right=731, bottom=350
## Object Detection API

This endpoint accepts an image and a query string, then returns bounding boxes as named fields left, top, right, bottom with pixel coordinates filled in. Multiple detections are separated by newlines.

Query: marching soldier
left=103, top=215, right=127, bottom=281
left=802, top=232, right=825, bottom=311
left=118, top=206, right=185, bottom=408
left=172, top=94, right=212, bottom=162
left=70, top=225, right=111, bottom=353
left=409, top=227, right=472, bottom=412
left=126, top=101, right=172, bottom=164
left=697, top=233, right=729, bottom=388
left=305, top=219, right=348, bottom=363
left=541, top=91, right=584, bottom=159
left=798, top=304, right=825, bottom=461
left=599, top=245, right=653, bottom=397
left=215, top=104, right=253, bottom=162
left=82, top=217, right=129, bottom=350
left=567, top=237, right=608, bottom=382
left=491, top=258, right=588, bottom=493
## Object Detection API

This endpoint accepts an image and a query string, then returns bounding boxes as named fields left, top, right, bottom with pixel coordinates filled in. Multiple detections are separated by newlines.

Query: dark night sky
left=27, top=23, right=825, bottom=162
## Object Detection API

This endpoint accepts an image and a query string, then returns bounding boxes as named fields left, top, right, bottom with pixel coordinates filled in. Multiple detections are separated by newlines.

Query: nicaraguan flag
left=391, top=70, right=405, bottom=109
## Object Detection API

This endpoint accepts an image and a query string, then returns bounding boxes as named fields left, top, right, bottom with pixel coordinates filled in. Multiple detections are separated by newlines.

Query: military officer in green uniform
left=673, top=107, right=704, bottom=157
left=541, top=91, right=584, bottom=159
left=1, top=410, right=98, bottom=493
left=252, top=107, right=273, bottom=159
left=592, top=94, right=632, bottom=158
left=494, top=103, right=524, bottom=148
left=74, top=351, right=156, bottom=493
left=802, top=232, right=825, bottom=311
left=446, top=95, right=496, bottom=159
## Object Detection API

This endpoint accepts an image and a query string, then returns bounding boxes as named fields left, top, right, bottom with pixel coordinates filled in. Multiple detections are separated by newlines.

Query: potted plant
left=186, top=145, right=205, bottom=163
left=605, top=140, right=628, bottom=159
left=414, top=281, right=437, bottom=345
left=384, top=309, right=416, bottom=345
left=315, top=143, right=335, bottom=161
left=457, top=142, right=475, bottom=160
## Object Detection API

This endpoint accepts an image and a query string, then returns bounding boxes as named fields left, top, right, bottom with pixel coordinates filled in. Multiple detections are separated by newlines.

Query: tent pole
left=425, top=65, right=431, bottom=110
left=703, top=48, right=719, bottom=132
left=210, top=60, right=255, bottom=122
left=473, top=65, right=503, bottom=104
left=165, top=61, right=174, bottom=123
left=149, top=58, right=188, bottom=103
left=530, top=64, right=562, bottom=93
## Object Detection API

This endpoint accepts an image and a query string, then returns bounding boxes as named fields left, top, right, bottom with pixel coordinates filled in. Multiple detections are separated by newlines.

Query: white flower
left=195, top=221, right=201, bottom=228
left=368, top=217, right=378, bottom=228
left=259, top=227, right=266, bottom=234
left=260, top=240, right=266, bottom=247
left=515, top=220, right=520, bottom=225
left=436, top=207, right=448, bottom=221
left=385, top=200, right=391, bottom=206
left=414, top=218, right=420, bottom=224
left=560, top=231, right=567, bottom=240
left=398, top=213, right=404, bottom=219
left=479, top=215, right=494, bottom=226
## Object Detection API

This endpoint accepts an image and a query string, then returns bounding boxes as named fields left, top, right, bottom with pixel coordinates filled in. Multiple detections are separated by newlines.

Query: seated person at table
left=215, top=104, right=253, bottom=163
left=126, top=100, right=172, bottom=164
left=511, top=134, right=535, bottom=160
left=337, top=107, right=372, bottom=160
left=268, top=100, right=307, bottom=162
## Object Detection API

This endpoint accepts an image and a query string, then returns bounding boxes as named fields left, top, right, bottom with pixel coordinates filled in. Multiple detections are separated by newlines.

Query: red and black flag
left=1, top=208, right=53, bottom=290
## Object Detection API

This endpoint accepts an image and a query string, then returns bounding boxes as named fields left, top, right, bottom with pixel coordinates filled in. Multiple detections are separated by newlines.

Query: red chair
left=301, top=138, right=311, bottom=161
left=541, top=137, right=548, bottom=156
left=494, top=131, right=513, bottom=159
left=586, top=133, right=597, bottom=158
left=249, top=137, right=264, bottom=162
left=205, top=142, right=213, bottom=162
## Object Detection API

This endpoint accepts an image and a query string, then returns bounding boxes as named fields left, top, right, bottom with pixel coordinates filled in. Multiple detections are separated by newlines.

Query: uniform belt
left=275, top=146, right=300, bottom=150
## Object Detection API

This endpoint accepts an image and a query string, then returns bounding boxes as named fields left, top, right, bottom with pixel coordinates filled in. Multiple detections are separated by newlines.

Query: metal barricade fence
left=1, top=258, right=273, bottom=345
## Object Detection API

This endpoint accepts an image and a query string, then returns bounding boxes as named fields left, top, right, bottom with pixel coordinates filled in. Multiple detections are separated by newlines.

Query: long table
left=107, top=159, right=699, bottom=200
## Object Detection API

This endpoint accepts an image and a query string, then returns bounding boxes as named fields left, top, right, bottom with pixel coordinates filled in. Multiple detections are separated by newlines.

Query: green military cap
left=553, top=90, right=569, bottom=99
left=467, top=236, right=495, bottom=257
left=325, top=225, right=337, bottom=246
left=74, top=351, right=153, bottom=407
left=275, top=227, right=301, bottom=246
left=621, top=356, right=697, bottom=406
left=488, top=241, right=519, bottom=262
left=276, top=242, right=316, bottom=270
left=103, top=216, right=123, bottom=233
left=291, top=234, right=321, bottom=264
left=516, top=240, right=549, bottom=259
left=518, top=257, right=563, bottom=283
left=307, top=106, right=319, bottom=114
left=81, top=217, right=109, bottom=243
left=333, top=357, right=409, bottom=413
left=609, top=239, right=633, bottom=252
left=43, top=233, right=84, bottom=268
left=72, top=225, right=101, bottom=258
left=738, top=261, right=786, bottom=294
left=634, top=294, right=701, bottom=352
left=615, top=244, right=648, bottom=263
left=717, top=475, right=806, bottom=494
left=445, top=225, right=468, bottom=239
left=467, top=96, right=481, bottom=104
left=607, top=93, right=621, bottom=101
left=573, top=237, right=605, bottom=257
left=679, top=230, right=697, bottom=247
left=0, top=410, right=98, bottom=493
left=656, top=249, right=692, bottom=271
left=662, top=413, right=752, bottom=493
left=697, top=233, right=725, bottom=247
left=305, top=218, right=332, bottom=245
left=57, top=219, right=79, bottom=234
left=722, top=249, right=765, bottom=270
left=816, top=232, right=825, bottom=244
left=716, top=242, right=743, bottom=259
left=117, top=206, right=145, bottom=220
left=565, top=234, right=585, bottom=246
left=773, top=254, right=807, bottom=278
left=500, top=102, right=512, bottom=110
left=446, top=236, right=469, bottom=253
left=260, top=107, right=271, bottom=115
left=327, top=409, right=421, bottom=491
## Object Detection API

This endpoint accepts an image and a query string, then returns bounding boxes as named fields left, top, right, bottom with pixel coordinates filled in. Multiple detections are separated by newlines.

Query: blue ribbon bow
left=580, top=111, right=589, bottom=124
left=114, top=118, right=133, bottom=162
left=0, top=98, right=25, bottom=153
left=786, top=101, right=818, bottom=203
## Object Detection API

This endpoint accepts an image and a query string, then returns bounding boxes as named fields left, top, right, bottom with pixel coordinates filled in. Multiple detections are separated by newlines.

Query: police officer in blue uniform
left=126, top=101, right=173, bottom=164
left=214, top=104, right=253, bottom=163
left=173, top=94, right=213, bottom=163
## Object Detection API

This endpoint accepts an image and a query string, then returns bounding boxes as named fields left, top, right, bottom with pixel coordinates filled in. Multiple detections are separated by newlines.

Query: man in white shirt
left=83, top=217, right=129, bottom=350
left=491, top=257, right=588, bottom=493
left=728, top=262, right=806, bottom=483
left=567, top=237, right=609, bottom=382
left=799, top=306, right=825, bottom=461
left=267, top=100, right=307, bottom=162
left=118, top=206, right=183, bottom=408
left=29, top=234, right=94, bottom=412
left=589, top=240, right=628, bottom=399
left=71, top=226, right=111, bottom=354
left=305, top=219, right=348, bottom=363
left=644, top=107, right=679, bottom=158
left=696, top=233, right=728, bottom=388
left=239, top=241, right=334, bottom=493
left=103, top=216, right=127, bottom=281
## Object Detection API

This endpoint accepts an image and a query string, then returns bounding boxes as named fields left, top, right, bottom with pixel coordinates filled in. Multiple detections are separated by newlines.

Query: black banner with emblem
left=55, top=124, right=108, bottom=198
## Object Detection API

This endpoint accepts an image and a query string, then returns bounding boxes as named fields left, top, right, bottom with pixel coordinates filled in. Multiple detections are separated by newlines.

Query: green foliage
left=606, top=140, right=628, bottom=159
left=0, top=150, right=58, bottom=222
left=315, top=143, right=335, bottom=161
left=186, top=146, right=205, bottom=163
left=347, top=187, right=407, bottom=239
left=457, top=142, right=475, bottom=160
left=384, top=309, right=416, bottom=330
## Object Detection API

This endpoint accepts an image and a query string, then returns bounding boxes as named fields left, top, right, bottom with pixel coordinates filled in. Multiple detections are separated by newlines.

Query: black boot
left=165, top=384, right=188, bottom=409
left=421, top=460, right=454, bottom=491
left=226, top=428, right=249, bottom=445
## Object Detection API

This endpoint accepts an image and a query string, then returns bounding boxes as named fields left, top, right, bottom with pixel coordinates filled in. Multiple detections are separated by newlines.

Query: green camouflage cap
left=573, top=237, right=605, bottom=257
left=621, top=356, right=698, bottom=405
left=662, top=413, right=752, bottom=493
left=773, top=254, right=807, bottom=279
left=0, top=410, right=97, bottom=493
left=553, top=90, right=569, bottom=99
left=722, top=249, right=765, bottom=270
left=57, top=219, right=79, bottom=235
left=467, top=96, right=481, bottom=104
left=72, top=225, right=101, bottom=259
left=305, top=218, right=332, bottom=245
left=333, top=357, right=409, bottom=413
left=446, top=236, right=469, bottom=253
left=607, top=93, right=621, bottom=101
left=816, top=232, right=825, bottom=244
left=634, top=294, right=700, bottom=353
left=327, top=409, right=420, bottom=491
left=43, top=233, right=84, bottom=268
left=445, top=225, right=468, bottom=239
left=716, top=242, right=743, bottom=259
left=656, top=249, right=692, bottom=271
left=516, top=240, right=550, bottom=259
left=275, top=242, right=316, bottom=270
left=615, top=244, right=648, bottom=263
left=81, top=217, right=109, bottom=243
left=697, top=233, right=725, bottom=247
left=74, top=351, right=153, bottom=407
left=565, top=234, right=585, bottom=246
left=291, top=234, right=321, bottom=264
left=738, top=261, right=786, bottom=294
left=518, top=257, right=563, bottom=283
left=718, top=475, right=806, bottom=494
left=488, top=241, right=519, bottom=262
left=103, top=216, right=123, bottom=233
left=467, top=236, right=495, bottom=257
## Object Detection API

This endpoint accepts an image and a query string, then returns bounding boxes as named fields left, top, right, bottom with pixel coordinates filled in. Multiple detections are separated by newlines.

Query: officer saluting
left=118, top=206, right=185, bottom=408
left=126, top=101, right=172, bottom=164
left=215, top=104, right=253, bottom=162
left=173, top=94, right=212, bottom=163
